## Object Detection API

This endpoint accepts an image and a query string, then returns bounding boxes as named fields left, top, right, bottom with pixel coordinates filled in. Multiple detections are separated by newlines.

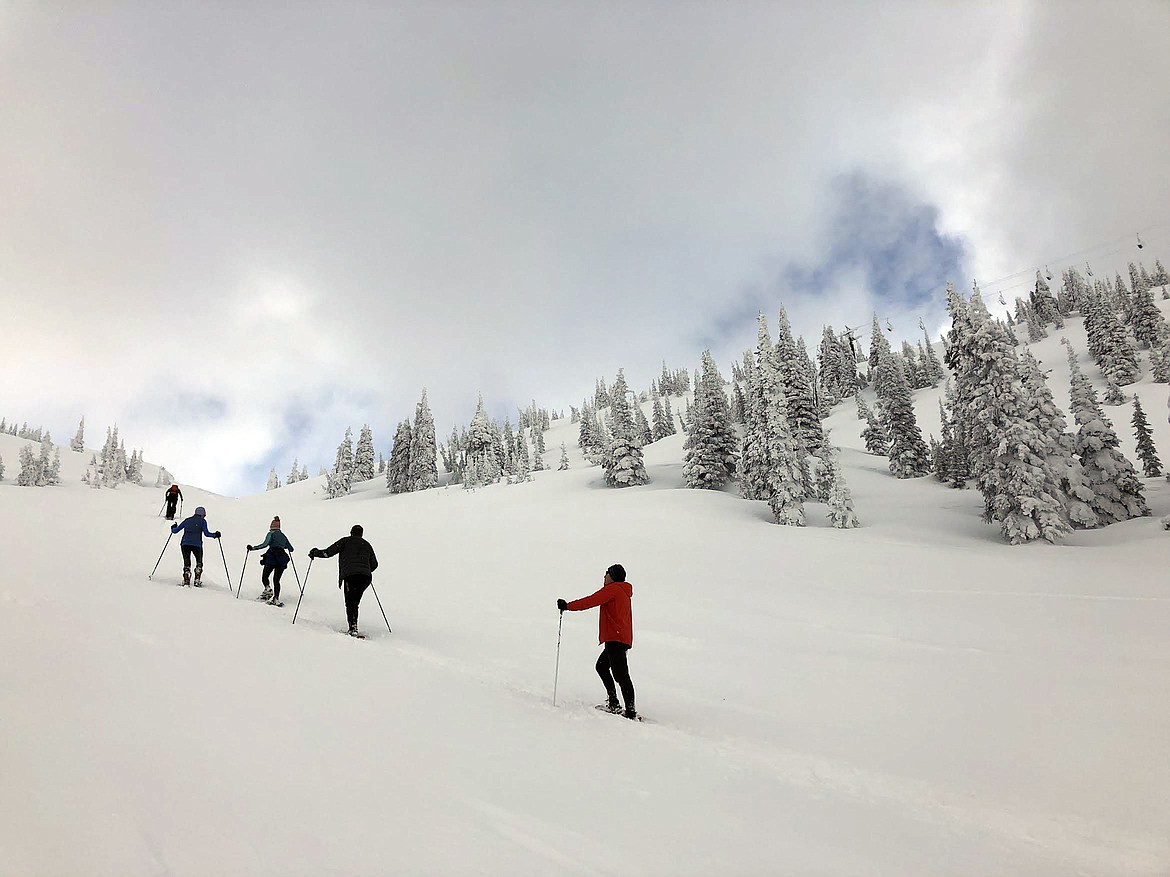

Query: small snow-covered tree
left=407, top=389, right=439, bottom=492
left=821, top=438, right=859, bottom=528
left=604, top=370, right=649, bottom=488
left=0, top=453, right=4, bottom=480
left=387, top=420, right=413, bottom=494
left=16, top=444, right=37, bottom=486
left=287, top=457, right=301, bottom=484
left=327, top=427, right=355, bottom=498
left=125, top=450, right=142, bottom=484
left=353, top=425, right=376, bottom=483
left=875, top=350, right=931, bottom=478
left=70, top=417, right=85, bottom=452
left=514, top=427, right=532, bottom=483
left=1063, top=339, right=1148, bottom=524
left=683, top=350, right=739, bottom=489
left=1132, top=396, right=1162, bottom=477
left=266, top=468, right=281, bottom=490
left=739, top=314, right=776, bottom=500
left=558, top=441, right=570, bottom=470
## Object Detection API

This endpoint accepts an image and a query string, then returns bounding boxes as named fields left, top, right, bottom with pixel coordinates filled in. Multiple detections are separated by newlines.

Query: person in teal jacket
left=247, top=516, right=294, bottom=606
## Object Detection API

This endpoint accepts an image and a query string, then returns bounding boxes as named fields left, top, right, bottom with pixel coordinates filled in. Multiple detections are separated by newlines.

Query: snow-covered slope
left=1, top=311, right=1169, bottom=876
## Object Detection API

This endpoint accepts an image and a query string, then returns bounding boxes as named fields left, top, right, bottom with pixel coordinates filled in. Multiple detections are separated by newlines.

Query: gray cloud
left=1, top=1, right=1167, bottom=493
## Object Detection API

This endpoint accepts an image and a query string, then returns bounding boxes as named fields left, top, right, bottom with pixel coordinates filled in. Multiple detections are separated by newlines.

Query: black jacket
left=321, top=536, right=379, bottom=580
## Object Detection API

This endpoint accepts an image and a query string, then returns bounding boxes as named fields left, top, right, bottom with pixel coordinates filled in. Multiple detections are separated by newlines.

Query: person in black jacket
left=309, top=524, right=379, bottom=636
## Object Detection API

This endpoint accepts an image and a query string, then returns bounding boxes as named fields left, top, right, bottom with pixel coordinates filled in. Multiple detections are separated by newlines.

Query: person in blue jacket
left=247, top=516, right=294, bottom=606
left=170, top=506, right=221, bottom=586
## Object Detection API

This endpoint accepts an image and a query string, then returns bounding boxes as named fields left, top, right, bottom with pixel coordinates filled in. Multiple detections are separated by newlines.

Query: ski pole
left=292, top=557, right=313, bottom=625
left=288, top=554, right=303, bottom=596
left=236, top=550, right=250, bottom=598
left=148, top=531, right=174, bottom=580
left=218, top=538, right=233, bottom=593
left=368, top=582, right=392, bottom=633
left=158, top=500, right=166, bottom=517
left=552, top=610, right=564, bottom=706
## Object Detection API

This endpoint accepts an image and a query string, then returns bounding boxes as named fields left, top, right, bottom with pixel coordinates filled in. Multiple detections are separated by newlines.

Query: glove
left=287, top=547, right=293, bottom=554
left=246, top=545, right=253, bottom=552
left=557, top=598, right=568, bottom=612
left=309, top=548, right=324, bottom=558
left=214, top=531, right=222, bottom=539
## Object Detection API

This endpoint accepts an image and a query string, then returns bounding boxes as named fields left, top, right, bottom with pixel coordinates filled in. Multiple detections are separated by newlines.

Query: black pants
left=262, top=565, right=285, bottom=599
left=180, top=545, right=204, bottom=571
left=342, top=574, right=371, bottom=627
left=595, top=641, right=635, bottom=709
left=165, top=500, right=178, bottom=520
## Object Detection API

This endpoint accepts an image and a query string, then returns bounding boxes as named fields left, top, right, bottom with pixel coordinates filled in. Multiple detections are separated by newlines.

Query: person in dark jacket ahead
left=310, top=525, right=378, bottom=637
left=558, top=563, right=636, bottom=719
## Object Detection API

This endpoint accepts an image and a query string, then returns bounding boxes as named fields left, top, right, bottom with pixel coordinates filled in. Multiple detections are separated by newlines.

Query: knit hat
left=606, top=563, right=626, bottom=582
left=270, top=516, right=280, bottom=530
left=194, top=506, right=206, bottom=517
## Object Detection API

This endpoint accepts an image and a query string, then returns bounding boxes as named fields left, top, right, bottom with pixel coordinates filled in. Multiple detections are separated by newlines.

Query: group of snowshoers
left=161, top=485, right=638, bottom=716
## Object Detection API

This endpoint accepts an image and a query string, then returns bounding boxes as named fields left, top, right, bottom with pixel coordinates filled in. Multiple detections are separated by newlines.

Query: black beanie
left=351, top=524, right=363, bottom=538
left=607, top=563, right=626, bottom=582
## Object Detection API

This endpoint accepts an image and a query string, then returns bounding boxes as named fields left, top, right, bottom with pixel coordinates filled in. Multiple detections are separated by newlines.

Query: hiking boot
left=258, top=588, right=274, bottom=602
left=267, top=598, right=284, bottom=607
left=601, top=697, right=621, bottom=714
left=182, top=568, right=191, bottom=587
left=623, top=705, right=638, bottom=720
left=193, top=566, right=203, bottom=586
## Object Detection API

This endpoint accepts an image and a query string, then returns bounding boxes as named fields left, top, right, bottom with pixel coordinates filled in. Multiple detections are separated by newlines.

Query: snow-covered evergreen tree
left=775, top=306, right=822, bottom=451
left=266, top=468, right=280, bottom=490
left=821, top=438, right=859, bottom=528
left=353, top=425, right=376, bottom=483
left=633, top=404, right=652, bottom=449
left=16, top=444, right=37, bottom=486
left=287, top=458, right=301, bottom=484
left=467, top=395, right=501, bottom=484
left=682, top=350, right=739, bottom=489
left=738, top=314, right=775, bottom=500
left=650, top=389, right=669, bottom=442
left=1030, top=271, right=1062, bottom=328
left=386, top=420, right=413, bottom=494
left=861, top=404, right=890, bottom=456
left=947, top=298, right=1071, bottom=542
left=1062, top=339, right=1148, bottom=524
left=125, top=450, right=142, bottom=485
left=868, top=313, right=891, bottom=371
left=604, top=370, right=649, bottom=487
left=1128, top=276, right=1166, bottom=349
left=558, top=441, right=570, bottom=471
left=1016, top=349, right=1096, bottom=528
left=70, top=417, right=84, bottom=452
left=0, top=453, right=4, bottom=480
left=407, top=389, right=438, bottom=492
left=1131, top=396, right=1162, bottom=477
left=875, top=349, right=931, bottom=478
left=764, top=374, right=806, bottom=527
left=327, top=427, right=355, bottom=498
left=661, top=396, right=677, bottom=437
left=513, top=427, right=532, bottom=483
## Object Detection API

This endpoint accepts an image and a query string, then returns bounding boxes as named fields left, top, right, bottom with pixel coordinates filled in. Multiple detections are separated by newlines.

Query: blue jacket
left=172, top=515, right=215, bottom=547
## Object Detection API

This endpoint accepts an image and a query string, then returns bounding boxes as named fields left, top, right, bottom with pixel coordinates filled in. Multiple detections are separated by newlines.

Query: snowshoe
left=193, top=566, right=203, bottom=587
left=257, top=589, right=273, bottom=602
left=347, top=625, right=365, bottom=639
left=182, top=569, right=191, bottom=587
left=596, top=699, right=622, bottom=714
left=267, top=598, right=284, bottom=608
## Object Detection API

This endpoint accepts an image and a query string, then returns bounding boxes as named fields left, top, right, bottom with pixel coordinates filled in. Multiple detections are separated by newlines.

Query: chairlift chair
left=1137, top=233, right=1144, bottom=250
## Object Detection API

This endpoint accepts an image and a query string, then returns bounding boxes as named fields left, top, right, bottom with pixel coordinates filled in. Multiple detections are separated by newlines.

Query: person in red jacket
left=558, top=563, right=636, bottom=719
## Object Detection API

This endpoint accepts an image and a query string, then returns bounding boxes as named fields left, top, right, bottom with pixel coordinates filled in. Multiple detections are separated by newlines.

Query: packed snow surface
left=2, top=316, right=1169, bottom=876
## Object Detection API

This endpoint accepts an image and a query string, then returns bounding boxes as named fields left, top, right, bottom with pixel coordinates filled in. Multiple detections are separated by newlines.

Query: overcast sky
left=2, top=1, right=1168, bottom=495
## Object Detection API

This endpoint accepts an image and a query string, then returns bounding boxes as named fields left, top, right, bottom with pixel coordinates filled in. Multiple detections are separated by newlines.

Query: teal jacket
left=253, top=529, right=294, bottom=568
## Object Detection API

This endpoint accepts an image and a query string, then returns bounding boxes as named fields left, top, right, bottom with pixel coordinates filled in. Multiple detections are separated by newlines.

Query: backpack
left=167, top=485, right=179, bottom=498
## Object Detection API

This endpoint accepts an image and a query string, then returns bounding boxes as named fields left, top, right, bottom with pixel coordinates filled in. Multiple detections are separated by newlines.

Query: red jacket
left=567, top=581, right=633, bottom=646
